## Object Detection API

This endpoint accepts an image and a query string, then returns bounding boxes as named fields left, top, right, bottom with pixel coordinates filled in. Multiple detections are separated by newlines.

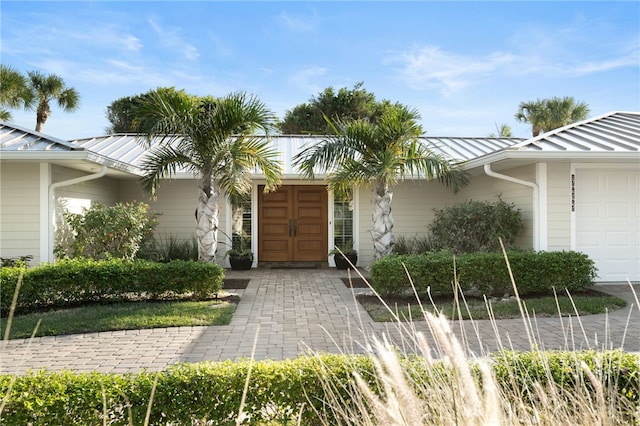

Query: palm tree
left=293, top=105, right=468, bottom=260
left=26, top=71, right=80, bottom=132
left=136, top=89, right=282, bottom=263
left=515, top=97, right=589, bottom=137
left=515, top=99, right=547, bottom=137
left=0, top=65, right=33, bottom=121
left=544, top=96, right=590, bottom=130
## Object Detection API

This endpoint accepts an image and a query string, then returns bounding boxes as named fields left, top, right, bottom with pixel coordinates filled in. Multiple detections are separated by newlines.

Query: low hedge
left=0, top=351, right=636, bottom=424
left=0, top=259, right=223, bottom=316
left=370, top=250, right=598, bottom=298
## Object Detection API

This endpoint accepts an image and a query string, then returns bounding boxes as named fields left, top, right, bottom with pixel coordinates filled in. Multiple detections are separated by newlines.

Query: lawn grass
left=358, top=292, right=627, bottom=322
left=1, top=299, right=236, bottom=339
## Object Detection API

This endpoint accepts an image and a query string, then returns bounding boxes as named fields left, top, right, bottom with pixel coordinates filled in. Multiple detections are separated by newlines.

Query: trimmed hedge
left=370, top=250, right=598, bottom=298
left=0, top=259, right=223, bottom=316
left=0, top=351, right=636, bottom=424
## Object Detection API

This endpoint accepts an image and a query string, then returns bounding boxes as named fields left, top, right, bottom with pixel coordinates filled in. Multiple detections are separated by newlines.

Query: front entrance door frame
left=231, top=180, right=359, bottom=266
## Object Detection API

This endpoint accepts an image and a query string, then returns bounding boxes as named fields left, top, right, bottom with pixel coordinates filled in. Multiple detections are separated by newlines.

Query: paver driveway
left=1, top=267, right=638, bottom=374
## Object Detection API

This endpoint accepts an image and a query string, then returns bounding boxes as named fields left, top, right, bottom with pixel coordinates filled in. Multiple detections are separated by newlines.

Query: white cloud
left=390, top=45, right=518, bottom=96
left=289, top=66, right=327, bottom=94
left=148, top=17, right=200, bottom=61
left=276, top=11, right=317, bottom=33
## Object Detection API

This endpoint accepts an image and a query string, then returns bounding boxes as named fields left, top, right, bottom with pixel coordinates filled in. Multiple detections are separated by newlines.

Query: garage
left=575, top=167, right=640, bottom=282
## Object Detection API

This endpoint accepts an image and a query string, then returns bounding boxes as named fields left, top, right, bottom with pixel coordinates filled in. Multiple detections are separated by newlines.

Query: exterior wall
left=457, top=165, right=536, bottom=249
left=53, top=165, right=120, bottom=205
left=119, top=178, right=229, bottom=259
left=356, top=165, right=537, bottom=266
left=0, top=163, right=41, bottom=264
left=546, top=163, right=571, bottom=250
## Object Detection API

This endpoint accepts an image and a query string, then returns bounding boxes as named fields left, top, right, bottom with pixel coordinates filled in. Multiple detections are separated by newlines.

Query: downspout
left=483, top=163, right=540, bottom=251
left=47, top=165, right=108, bottom=262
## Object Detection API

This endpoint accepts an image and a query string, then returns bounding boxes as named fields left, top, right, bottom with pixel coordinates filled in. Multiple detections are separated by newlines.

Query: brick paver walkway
left=1, top=268, right=638, bottom=374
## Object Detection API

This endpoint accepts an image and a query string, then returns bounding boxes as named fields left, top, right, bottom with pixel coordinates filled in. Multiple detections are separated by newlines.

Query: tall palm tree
left=515, top=97, right=589, bottom=137
left=27, top=71, right=80, bottom=132
left=136, top=89, right=282, bottom=263
left=0, top=65, right=33, bottom=121
left=515, top=99, right=547, bottom=137
left=544, top=96, right=590, bottom=130
left=293, top=105, right=468, bottom=260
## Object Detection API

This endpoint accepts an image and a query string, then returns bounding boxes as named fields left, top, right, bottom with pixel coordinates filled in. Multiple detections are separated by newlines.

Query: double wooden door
left=258, top=185, right=328, bottom=262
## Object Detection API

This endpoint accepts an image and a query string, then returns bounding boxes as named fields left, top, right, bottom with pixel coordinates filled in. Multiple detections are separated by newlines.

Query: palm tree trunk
left=195, top=174, right=220, bottom=263
left=35, top=102, right=50, bottom=132
left=371, top=183, right=394, bottom=260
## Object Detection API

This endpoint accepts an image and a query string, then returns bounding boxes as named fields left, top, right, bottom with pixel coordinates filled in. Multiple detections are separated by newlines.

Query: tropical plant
left=515, top=96, right=590, bottom=137
left=104, top=87, right=185, bottom=134
left=0, top=65, right=33, bottom=121
left=25, top=71, right=80, bottom=132
left=56, top=201, right=159, bottom=260
left=293, top=105, right=468, bottom=260
left=135, top=89, right=282, bottom=263
left=488, top=122, right=512, bottom=137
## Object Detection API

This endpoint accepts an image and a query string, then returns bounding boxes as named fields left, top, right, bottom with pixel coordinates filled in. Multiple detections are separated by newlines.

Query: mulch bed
left=341, top=277, right=370, bottom=288
left=222, top=279, right=251, bottom=289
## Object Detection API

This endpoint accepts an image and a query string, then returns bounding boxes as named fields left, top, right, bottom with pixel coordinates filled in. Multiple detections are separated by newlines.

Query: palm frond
left=140, top=145, right=197, bottom=197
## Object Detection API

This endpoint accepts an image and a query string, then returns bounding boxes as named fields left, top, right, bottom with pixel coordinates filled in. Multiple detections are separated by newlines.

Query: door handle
left=292, top=219, right=297, bottom=237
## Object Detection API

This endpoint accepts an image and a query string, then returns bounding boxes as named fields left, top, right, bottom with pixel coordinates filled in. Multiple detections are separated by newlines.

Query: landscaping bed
left=357, top=288, right=627, bottom=322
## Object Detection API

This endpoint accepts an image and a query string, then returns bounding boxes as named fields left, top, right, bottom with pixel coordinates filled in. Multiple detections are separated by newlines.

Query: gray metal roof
left=3, top=110, right=636, bottom=177
left=515, top=111, right=640, bottom=153
left=69, top=134, right=523, bottom=175
left=0, top=121, right=85, bottom=152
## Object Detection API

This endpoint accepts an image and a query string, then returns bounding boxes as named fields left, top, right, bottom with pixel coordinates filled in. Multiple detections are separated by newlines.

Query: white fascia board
left=462, top=150, right=640, bottom=170
left=1, top=151, right=142, bottom=176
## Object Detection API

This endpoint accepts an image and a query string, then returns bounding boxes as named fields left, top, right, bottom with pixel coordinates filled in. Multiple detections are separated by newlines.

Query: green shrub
left=429, top=197, right=522, bottom=253
left=370, top=250, right=597, bottom=298
left=0, top=259, right=223, bottom=316
left=56, top=201, right=160, bottom=260
left=137, top=234, right=199, bottom=262
left=392, top=235, right=433, bottom=255
left=0, top=351, right=636, bottom=424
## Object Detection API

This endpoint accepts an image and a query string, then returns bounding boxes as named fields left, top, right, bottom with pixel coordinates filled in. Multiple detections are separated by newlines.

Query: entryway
left=258, top=185, right=328, bottom=262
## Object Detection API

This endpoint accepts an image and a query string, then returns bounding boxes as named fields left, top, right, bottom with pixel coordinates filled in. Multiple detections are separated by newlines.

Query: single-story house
left=1, top=111, right=638, bottom=282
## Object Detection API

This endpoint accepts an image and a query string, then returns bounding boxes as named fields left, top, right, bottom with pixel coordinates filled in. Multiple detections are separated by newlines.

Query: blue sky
left=2, top=1, right=639, bottom=140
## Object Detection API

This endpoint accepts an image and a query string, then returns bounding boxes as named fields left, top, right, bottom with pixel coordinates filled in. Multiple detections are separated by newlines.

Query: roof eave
left=462, top=149, right=640, bottom=170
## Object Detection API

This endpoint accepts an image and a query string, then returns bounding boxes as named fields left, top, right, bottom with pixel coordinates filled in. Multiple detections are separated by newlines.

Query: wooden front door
left=258, top=185, right=328, bottom=262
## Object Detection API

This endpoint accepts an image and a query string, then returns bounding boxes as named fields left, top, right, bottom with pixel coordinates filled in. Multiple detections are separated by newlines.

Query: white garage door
left=575, top=168, right=640, bottom=282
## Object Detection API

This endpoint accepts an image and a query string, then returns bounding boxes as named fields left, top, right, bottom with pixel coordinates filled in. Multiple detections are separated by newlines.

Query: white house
left=1, top=111, right=638, bottom=282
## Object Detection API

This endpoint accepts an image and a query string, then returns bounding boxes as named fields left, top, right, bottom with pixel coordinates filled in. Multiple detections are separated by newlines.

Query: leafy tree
left=515, top=96, right=589, bottom=137
left=26, top=71, right=80, bottom=132
left=0, top=65, right=33, bottom=121
left=135, top=90, right=282, bottom=263
left=293, top=105, right=468, bottom=260
left=105, top=87, right=185, bottom=134
left=280, top=82, right=399, bottom=134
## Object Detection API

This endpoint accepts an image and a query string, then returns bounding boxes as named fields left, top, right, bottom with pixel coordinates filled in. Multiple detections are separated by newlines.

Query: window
left=333, top=194, right=353, bottom=250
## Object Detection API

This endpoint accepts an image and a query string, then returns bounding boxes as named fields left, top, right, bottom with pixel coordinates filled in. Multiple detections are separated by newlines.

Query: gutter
left=46, top=165, right=108, bottom=262
left=483, top=163, right=540, bottom=251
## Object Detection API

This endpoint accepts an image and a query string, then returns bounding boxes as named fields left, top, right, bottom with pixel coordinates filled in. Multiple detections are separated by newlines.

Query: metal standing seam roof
left=513, top=111, right=640, bottom=153
left=69, top=134, right=524, bottom=175
left=0, top=121, right=85, bottom=152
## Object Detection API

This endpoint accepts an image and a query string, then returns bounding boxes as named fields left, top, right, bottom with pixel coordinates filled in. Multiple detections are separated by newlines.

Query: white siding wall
left=457, top=165, right=536, bottom=249
left=0, top=163, right=41, bottom=264
left=119, top=179, right=229, bottom=259
left=356, top=165, right=537, bottom=266
left=53, top=165, right=120, bottom=204
left=546, top=163, right=571, bottom=250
